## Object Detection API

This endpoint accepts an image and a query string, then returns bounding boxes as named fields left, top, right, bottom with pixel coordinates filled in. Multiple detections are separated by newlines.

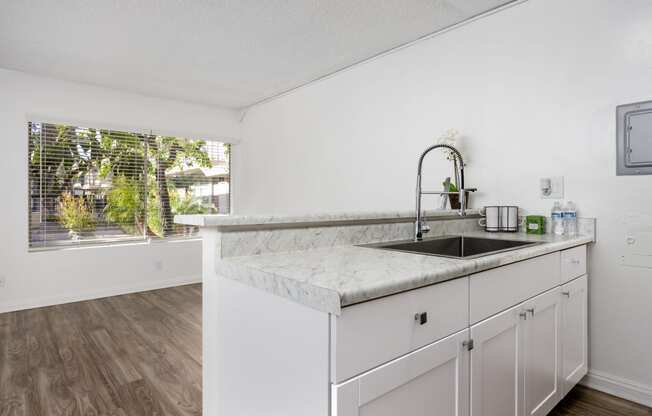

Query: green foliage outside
left=104, top=175, right=214, bottom=238
left=104, top=176, right=144, bottom=235
left=170, top=190, right=212, bottom=216
left=58, top=192, right=96, bottom=235
left=147, top=176, right=165, bottom=238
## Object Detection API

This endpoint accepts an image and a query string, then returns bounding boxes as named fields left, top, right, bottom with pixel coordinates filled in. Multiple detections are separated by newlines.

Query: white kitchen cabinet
left=471, top=287, right=565, bottom=416
left=332, top=247, right=587, bottom=416
left=522, top=288, right=562, bottom=416
left=333, top=329, right=470, bottom=416
left=560, top=275, right=588, bottom=397
left=470, top=303, right=524, bottom=416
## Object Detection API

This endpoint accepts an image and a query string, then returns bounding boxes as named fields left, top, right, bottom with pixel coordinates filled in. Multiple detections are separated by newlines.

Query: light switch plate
left=540, top=176, right=564, bottom=199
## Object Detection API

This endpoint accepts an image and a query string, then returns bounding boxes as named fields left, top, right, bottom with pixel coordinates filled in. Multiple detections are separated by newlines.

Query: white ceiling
left=0, top=0, right=515, bottom=109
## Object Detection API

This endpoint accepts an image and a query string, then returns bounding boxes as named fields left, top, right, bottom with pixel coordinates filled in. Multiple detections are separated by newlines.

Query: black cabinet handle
left=414, top=312, right=428, bottom=325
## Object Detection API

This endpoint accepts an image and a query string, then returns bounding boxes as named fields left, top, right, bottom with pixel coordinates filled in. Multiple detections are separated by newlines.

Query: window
left=28, top=122, right=230, bottom=249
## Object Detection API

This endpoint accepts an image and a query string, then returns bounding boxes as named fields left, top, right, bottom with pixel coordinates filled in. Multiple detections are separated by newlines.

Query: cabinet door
left=332, top=329, right=469, bottom=416
left=470, top=304, right=524, bottom=416
left=560, top=275, right=588, bottom=397
left=522, top=288, right=562, bottom=416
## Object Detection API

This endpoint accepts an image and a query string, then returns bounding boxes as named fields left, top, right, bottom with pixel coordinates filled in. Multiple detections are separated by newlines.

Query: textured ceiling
left=0, top=0, right=515, bottom=109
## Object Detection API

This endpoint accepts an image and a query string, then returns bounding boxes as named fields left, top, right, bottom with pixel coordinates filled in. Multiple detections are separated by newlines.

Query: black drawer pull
left=414, top=312, right=428, bottom=325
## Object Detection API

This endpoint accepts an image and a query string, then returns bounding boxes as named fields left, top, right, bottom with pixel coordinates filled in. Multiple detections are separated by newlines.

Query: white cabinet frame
left=522, top=288, right=562, bottom=416
left=470, top=304, right=524, bottom=416
left=560, top=275, right=588, bottom=396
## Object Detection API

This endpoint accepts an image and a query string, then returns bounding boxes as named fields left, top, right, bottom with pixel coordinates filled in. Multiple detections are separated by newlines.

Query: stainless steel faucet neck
left=414, top=144, right=475, bottom=241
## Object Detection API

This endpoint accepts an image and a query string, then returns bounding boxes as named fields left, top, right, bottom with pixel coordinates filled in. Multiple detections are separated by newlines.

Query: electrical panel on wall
left=617, top=100, right=652, bottom=175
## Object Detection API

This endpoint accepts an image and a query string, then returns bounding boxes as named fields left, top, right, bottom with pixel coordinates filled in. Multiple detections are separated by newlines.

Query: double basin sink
left=361, top=235, right=540, bottom=259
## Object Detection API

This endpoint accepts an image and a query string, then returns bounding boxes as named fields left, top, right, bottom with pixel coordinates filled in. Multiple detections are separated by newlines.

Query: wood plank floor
left=0, top=284, right=202, bottom=416
left=550, top=385, right=652, bottom=415
left=1, top=283, right=651, bottom=415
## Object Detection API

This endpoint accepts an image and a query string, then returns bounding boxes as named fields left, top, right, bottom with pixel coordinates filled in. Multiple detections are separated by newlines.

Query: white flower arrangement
left=437, top=128, right=459, bottom=146
left=436, top=129, right=463, bottom=163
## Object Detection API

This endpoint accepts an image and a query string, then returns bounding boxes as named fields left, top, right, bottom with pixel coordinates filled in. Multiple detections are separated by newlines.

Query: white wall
left=0, top=68, right=240, bottom=313
left=237, top=0, right=652, bottom=404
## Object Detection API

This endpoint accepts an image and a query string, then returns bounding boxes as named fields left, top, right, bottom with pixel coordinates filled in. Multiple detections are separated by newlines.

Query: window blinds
left=28, top=122, right=230, bottom=249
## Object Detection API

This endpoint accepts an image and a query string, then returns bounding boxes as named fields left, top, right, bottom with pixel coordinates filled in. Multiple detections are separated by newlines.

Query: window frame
left=27, top=120, right=232, bottom=252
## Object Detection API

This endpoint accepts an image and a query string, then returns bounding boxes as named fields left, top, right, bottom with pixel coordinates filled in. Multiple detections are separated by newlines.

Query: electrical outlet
left=0, top=275, right=6, bottom=288
left=154, top=260, right=163, bottom=271
left=540, top=176, right=564, bottom=199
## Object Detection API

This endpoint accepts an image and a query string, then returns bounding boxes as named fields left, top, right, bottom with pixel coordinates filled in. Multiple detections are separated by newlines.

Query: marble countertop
left=175, top=209, right=479, bottom=229
left=216, top=231, right=594, bottom=315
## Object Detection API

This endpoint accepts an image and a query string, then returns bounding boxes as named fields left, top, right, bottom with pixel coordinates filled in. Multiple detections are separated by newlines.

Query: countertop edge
left=216, top=260, right=342, bottom=315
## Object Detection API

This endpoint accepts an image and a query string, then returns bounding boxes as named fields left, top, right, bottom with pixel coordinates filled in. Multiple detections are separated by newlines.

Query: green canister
left=526, top=215, right=546, bottom=235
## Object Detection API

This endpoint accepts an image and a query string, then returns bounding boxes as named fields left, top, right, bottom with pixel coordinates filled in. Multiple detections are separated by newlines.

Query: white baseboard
left=581, top=370, right=652, bottom=407
left=0, top=275, right=202, bottom=314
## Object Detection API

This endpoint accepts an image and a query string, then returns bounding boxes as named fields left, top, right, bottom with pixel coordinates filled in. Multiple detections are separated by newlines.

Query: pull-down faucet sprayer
left=414, top=144, right=476, bottom=241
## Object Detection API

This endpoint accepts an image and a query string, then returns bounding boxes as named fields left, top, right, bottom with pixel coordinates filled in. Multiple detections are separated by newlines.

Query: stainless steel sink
left=360, top=235, right=541, bottom=259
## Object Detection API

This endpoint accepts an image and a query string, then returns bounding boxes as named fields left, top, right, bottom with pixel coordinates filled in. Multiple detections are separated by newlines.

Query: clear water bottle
left=563, top=201, right=577, bottom=236
left=552, top=201, right=564, bottom=235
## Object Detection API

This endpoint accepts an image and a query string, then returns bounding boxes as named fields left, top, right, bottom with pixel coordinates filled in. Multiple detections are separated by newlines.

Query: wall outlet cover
left=540, top=176, right=564, bottom=199
left=0, top=275, right=5, bottom=288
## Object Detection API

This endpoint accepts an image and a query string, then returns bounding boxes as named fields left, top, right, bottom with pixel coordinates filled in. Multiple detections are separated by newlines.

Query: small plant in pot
left=443, top=182, right=470, bottom=210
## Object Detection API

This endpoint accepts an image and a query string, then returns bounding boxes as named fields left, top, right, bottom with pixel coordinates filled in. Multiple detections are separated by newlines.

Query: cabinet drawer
left=561, top=245, right=587, bottom=283
left=470, top=252, right=560, bottom=324
left=331, top=277, right=469, bottom=383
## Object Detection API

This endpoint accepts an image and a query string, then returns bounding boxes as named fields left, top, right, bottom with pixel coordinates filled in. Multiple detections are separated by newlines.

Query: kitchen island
left=175, top=210, right=595, bottom=416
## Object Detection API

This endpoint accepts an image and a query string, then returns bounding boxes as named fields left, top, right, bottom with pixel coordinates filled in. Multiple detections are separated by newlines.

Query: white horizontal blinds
left=93, top=128, right=147, bottom=241
left=150, top=138, right=231, bottom=239
left=28, top=121, right=230, bottom=248
left=28, top=122, right=147, bottom=248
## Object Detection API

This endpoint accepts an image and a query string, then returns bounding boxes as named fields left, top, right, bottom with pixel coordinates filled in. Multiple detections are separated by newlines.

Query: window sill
left=29, top=236, right=202, bottom=253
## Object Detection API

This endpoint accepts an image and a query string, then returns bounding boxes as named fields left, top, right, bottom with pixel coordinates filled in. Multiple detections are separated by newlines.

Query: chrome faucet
left=414, top=144, right=476, bottom=241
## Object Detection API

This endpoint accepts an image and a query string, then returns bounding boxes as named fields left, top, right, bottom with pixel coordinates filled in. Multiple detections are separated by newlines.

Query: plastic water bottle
left=551, top=201, right=564, bottom=235
left=563, top=201, right=578, bottom=236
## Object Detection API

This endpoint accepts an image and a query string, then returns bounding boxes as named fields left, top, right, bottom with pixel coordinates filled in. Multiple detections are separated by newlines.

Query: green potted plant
left=442, top=181, right=470, bottom=210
